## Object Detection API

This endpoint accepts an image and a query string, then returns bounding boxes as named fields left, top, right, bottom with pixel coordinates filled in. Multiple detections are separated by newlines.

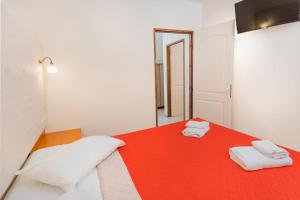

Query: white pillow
left=16, top=136, right=125, bottom=191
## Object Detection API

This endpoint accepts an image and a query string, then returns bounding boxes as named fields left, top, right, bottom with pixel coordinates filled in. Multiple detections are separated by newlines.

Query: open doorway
left=154, top=29, right=194, bottom=126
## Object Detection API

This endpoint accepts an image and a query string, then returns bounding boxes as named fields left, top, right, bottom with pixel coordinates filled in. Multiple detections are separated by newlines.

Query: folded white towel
left=252, top=140, right=289, bottom=159
left=182, top=127, right=210, bottom=138
left=229, top=146, right=292, bottom=171
left=186, top=121, right=209, bottom=129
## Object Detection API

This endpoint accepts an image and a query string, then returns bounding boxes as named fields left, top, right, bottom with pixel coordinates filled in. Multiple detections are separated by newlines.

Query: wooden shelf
left=32, top=129, right=82, bottom=152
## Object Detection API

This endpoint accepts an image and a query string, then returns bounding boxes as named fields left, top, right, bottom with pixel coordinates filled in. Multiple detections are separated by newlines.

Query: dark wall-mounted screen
left=235, top=0, right=300, bottom=34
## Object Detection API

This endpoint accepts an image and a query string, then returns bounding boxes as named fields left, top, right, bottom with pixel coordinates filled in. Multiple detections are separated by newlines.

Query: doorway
left=153, top=29, right=194, bottom=126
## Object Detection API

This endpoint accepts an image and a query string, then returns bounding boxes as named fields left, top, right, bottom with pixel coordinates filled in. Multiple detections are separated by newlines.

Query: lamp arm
left=38, top=57, right=54, bottom=65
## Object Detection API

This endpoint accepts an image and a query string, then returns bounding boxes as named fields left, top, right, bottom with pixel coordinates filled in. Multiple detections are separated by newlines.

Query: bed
left=115, top=119, right=300, bottom=200
left=5, top=118, right=300, bottom=200
left=5, top=149, right=141, bottom=200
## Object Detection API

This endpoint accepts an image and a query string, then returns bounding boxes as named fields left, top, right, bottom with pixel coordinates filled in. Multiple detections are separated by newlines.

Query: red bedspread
left=115, top=119, right=300, bottom=200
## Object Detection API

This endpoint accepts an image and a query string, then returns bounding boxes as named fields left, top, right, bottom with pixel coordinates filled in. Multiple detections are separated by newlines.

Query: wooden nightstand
left=32, top=129, right=82, bottom=152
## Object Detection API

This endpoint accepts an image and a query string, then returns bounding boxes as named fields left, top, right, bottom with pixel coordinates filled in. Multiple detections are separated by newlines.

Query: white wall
left=0, top=0, right=46, bottom=196
left=14, top=0, right=203, bottom=136
left=233, top=22, right=300, bottom=151
left=162, top=33, right=190, bottom=119
left=202, top=0, right=239, bottom=27
left=202, top=0, right=300, bottom=151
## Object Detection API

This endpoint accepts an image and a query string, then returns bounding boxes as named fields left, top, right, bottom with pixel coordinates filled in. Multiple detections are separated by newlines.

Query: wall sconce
left=38, top=57, right=58, bottom=74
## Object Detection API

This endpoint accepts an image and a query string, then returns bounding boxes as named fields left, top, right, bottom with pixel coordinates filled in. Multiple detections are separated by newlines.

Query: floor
left=157, top=108, right=184, bottom=126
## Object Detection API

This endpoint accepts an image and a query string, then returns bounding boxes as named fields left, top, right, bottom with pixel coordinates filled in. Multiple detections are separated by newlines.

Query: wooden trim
left=166, top=46, right=172, bottom=117
left=31, top=132, right=45, bottom=152
left=154, top=28, right=194, bottom=34
left=153, top=28, right=194, bottom=126
left=153, top=30, right=159, bottom=126
left=31, top=129, right=82, bottom=152
left=166, top=39, right=185, bottom=48
left=166, top=39, right=185, bottom=117
left=189, top=33, right=194, bottom=119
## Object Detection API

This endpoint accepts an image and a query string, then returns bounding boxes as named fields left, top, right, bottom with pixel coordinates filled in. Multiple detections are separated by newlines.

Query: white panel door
left=170, top=42, right=184, bottom=117
left=194, top=21, right=234, bottom=127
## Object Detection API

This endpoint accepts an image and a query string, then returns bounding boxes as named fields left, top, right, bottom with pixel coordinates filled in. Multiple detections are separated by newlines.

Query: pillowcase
left=16, top=136, right=125, bottom=191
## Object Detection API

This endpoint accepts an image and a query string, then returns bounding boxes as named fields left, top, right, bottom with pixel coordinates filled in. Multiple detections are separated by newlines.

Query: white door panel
left=194, top=21, right=234, bottom=127
left=170, top=42, right=184, bottom=117
left=195, top=100, right=224, bottom=124
left=197, top=36, right=226, bottom=92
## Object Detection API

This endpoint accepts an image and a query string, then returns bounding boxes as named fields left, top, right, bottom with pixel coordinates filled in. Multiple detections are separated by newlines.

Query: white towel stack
left=229, top=140, right=292, bottom=171
left=252, top=140, right=289, bottom=159
left=182, top=121, right=210, bottom=138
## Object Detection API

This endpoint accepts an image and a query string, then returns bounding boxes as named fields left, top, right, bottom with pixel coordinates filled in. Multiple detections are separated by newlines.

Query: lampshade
left=47, top=64, right=58, bottom=74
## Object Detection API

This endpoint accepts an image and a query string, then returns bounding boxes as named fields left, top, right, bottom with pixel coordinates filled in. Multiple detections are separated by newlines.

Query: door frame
left=153, top=28, right=194, bottom=126
left=166, top=39, right=185, bottom=117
